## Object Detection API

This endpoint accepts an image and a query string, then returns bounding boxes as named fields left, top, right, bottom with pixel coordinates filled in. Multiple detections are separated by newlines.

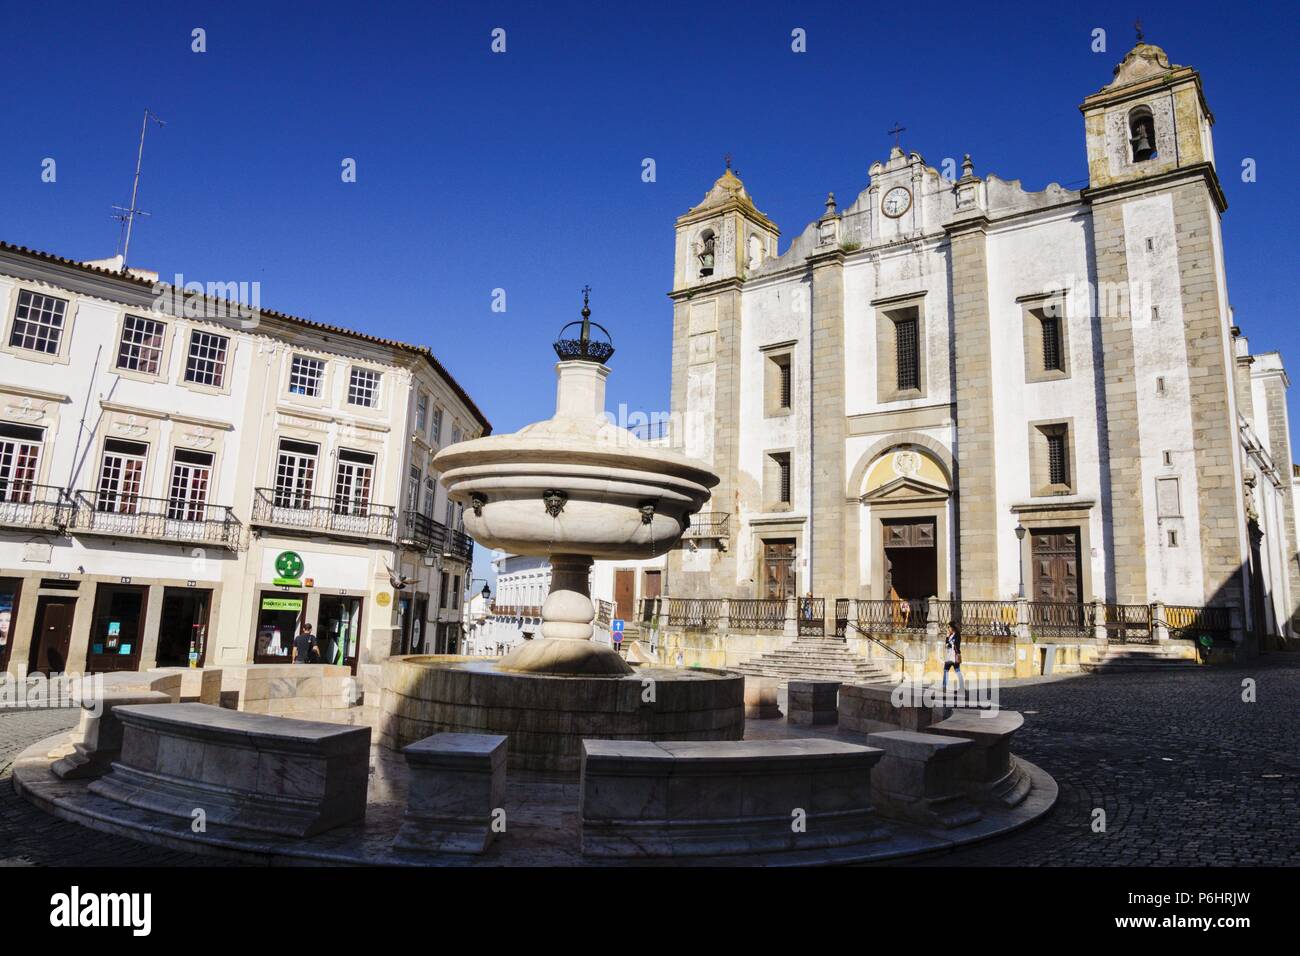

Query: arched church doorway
left=882, top=517, right=938, bottom=600
left=858, top=443, right=952, bottom=600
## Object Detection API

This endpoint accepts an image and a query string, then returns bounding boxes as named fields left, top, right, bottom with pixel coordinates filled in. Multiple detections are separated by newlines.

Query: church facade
left=664, top=41, right=1299, bottom=647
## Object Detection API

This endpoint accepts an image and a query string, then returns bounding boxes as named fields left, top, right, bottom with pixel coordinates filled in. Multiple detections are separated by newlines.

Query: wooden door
left=1031, top=529, right=1081, bottom=603
left=613, top=569, right=635, bottom=622
left=762, top=540, right=796, bottom=600
left=29, top=596, right=76, bottom=674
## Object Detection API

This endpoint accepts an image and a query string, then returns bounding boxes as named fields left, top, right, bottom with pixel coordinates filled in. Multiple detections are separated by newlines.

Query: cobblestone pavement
left=3, top=656, right=1298, bottom=866
left=905, top=654, right=1300, bottom=866
left=0, top=707, right=221, bottom=866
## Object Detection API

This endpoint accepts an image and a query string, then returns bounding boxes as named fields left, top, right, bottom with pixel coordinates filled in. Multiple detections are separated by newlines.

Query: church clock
left=881, top=185, right=912, bottom=218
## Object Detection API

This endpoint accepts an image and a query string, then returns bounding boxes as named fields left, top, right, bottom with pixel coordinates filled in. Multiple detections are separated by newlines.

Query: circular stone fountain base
left=378, top=656, right=744, bottom=773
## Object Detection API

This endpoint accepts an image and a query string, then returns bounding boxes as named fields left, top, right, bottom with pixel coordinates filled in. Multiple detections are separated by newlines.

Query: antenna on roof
left=111, top=109, right=166, bottom=272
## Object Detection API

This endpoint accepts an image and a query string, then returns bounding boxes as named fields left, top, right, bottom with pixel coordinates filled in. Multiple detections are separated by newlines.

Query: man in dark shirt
left=292, top=622, right=319, bottom=664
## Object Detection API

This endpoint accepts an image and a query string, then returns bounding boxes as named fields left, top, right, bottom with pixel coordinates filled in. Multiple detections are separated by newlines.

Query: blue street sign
left=612, top=619, right=625, bottom=633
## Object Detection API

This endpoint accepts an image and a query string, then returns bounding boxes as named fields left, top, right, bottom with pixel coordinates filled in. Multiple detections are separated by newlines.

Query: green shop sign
left=261, top=596, right=303, bottom=612
left=273, top=550, right=304, bottom=586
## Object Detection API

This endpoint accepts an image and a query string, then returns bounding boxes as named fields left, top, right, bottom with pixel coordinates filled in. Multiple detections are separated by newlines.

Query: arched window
left=697, top=229, right=716, bottom=278
left=1128, top=106, right=1157, bottom=162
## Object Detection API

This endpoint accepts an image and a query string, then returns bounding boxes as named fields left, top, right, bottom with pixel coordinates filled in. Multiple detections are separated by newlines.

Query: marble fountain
left=377, top=293, right=745, bottom=771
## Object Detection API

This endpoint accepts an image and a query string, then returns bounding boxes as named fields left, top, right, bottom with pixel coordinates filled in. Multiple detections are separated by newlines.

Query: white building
left=0, top=241, right=489, bottom=678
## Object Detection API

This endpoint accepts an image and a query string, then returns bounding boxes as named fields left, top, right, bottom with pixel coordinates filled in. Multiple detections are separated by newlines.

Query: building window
left=406, top=464, right=421, bottom=512
left=450, top=424, right=463, bottom=446
left=117, top=315, right=166, bottom=374
left=184, top=330, right=229, bottom=388
left=1041, top=313, right=1063, bottom=372
left=452, top=575, right=461, bottom=610
left=335, top=449, right=376, bottom=515
left=97, top=439, right=148, bottom=514
left=1128, top=106, right=1157, bottom=162
left=1047, top=432, right=1068, bottom=486
left=766, top=451, right=792, bottom=507
left=9, top=290, right=68, bottom=355
left=0, top=423, right=44, bottom=503
left=347, top=367, right=381, bottom=407
left=895, top=317, right=919, bottom=391
left=167, top=449, right=213, bottom=520
left=1167, top=530, right=1179, bottom=547
left=288, top=354, right=324, bottom=397
left=415, top=392, right=428, bottom=433
left=274, top=439, right=318, bottom=507
left=764, top=349, right=793, bottom=416
left=422, top=476, right=436, bottom=517
left=445, top=500, right=455, bottom=529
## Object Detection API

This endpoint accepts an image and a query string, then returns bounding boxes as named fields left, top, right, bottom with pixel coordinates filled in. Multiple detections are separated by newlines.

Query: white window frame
left=116, top=314, right=167, bottom=376
left=288, top=353, right=325, bottom=398
left=347, top=367, right=381, bottom=408
left=8, top=289, right=69, bottom=357
left=183, top=329, right=230, bottom=389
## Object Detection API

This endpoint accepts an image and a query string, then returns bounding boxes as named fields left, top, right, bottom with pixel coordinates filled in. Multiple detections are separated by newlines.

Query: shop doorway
left=397, top=594, right=413, bottom=654
left=28, top=595, right=76, bottom=674
left=882, top=518, right=937, bottom=600
left=155, top=588, right=212, bottom=668
left=0, top=577, right=22, bottom=672
left=86, top=584, right=148, bottom=674
left=254, top=592, right=305, bottom=663
left=317, top=595, right=364, bottom=671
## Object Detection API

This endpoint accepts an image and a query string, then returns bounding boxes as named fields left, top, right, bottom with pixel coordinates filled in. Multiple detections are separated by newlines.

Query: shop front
left=85, top=583, right=148, bottom=674
left=315, top=593, right=363, bottom=672
left=155, top=587, right=213, bottom=668
left=0, top=577, right=21, bottom=673
left=254, top=592, right=306, bottom=663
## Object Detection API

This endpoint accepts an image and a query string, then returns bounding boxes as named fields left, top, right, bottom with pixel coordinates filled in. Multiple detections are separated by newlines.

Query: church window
left=1128, top=106, right=1157, bottom=162
left=766, top=451, right=792, bottom=508
left=779, top=360, right=792, bottom=408
left=1047, top=433, right=1068, bottom=486
left=697, top=230, right=716, bottom=278
left=1167, top=530, right=1179, bottom=547
left=1041, top=314, right=1063, bottom=372
left=763, top=346, right=794, bottom=416
left=1156, top=376, right=1166, bottom=395
left=895, top=317, right=919, bottom=391
left=1031, top=420, right=1073, bottom=495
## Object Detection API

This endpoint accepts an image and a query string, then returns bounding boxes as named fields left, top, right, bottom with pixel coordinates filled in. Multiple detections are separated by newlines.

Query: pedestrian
left=942, top=623, right=965, bottom=696
left=292, top=622, right=320, bottom=664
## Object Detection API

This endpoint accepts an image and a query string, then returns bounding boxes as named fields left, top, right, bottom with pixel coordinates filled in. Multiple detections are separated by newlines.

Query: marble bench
left=920, top=710, right=1029, bottom=806
left=866, top=730, right=982, bottom=829
left=839, top=682, right=950, bottom=734
left=394, top=733, right=507, bottom=854
left=579, top=737, right=885, bottom=858
left=787, top=680, right=841, bottom=725
left=89, top=702, right=371, bottom=837
left=52, top=690, right=173, bottom=780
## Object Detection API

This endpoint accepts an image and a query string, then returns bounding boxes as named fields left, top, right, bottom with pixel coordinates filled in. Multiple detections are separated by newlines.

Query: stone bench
left=839, top=682, right=950, bottom=735
left=579, top=737, right=884, bottom=858
left=920, top=710, right=1029, bottom=806
left=743, top=677, right=781, bottom=719
left=787, top=680, right=840, bottom=725
left=52, top=690, right=173, bottom=780
left=394, top=733, right=507, bottom=854
left=221, top=664, right=356, bottom=723
left=866, top=730, right=982, bottom=829
left=149, top=668, right=223, bottom=706
left=89, top=702, right=371, bottom=837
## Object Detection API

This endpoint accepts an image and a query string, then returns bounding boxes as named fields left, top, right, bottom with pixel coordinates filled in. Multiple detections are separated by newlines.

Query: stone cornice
left=99, top=400, right=234, bottom=431
left=944, top=214, right=991, bottom=238
left=667, top=277, right=745, bottom=302
left=1082, top=162, right=1227, bottom=214
left=0, top=383, right=71, bottom=403
left=805, top=247, right=846, bottom=267
left=1010, top=497, right=1097, bottom=515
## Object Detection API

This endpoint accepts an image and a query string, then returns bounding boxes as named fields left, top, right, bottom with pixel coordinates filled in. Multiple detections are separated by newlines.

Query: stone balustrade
left=579, top=737, right=885, bottom=858
left=89, top=702, right=371, bottom=837
left=395, top=733, right=507, bottom=854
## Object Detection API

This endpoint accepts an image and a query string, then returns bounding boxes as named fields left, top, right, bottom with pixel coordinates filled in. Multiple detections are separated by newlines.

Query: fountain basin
left=378, top=656, right=745, bottom=773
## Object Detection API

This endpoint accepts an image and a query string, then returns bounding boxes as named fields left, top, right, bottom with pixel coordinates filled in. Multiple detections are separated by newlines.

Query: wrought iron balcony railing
left=251, top=488, right=395, bottom=542
left=73, top=490, right=242, bottom=550
left=683, top=512, right=729, bottom=539
left=0, top=483, right=73, bottom=533
left=401, top=511, right=474, bottom=563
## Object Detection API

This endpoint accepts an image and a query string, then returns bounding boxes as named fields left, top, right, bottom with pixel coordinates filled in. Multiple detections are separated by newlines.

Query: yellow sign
left=376, top=591, right=391, bottom=607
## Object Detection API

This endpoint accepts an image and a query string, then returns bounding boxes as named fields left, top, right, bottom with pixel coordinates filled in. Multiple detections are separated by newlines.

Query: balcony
left=251, top=488, right=395, bottom=543
left=400, top=511, right=474, bottom=564
left=0, top=483, right=73, bottom=533
left=72, top=491, right=242, bottom=550
left=682, top=511, right=729, bottom=550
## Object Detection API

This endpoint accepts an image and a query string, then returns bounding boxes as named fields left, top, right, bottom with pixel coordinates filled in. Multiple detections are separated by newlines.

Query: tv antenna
left=112, top=108, right=166, bottom=271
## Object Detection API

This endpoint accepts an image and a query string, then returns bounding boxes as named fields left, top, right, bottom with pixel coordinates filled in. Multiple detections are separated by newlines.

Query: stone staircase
left=735, top=637, right=893, bottom=684
left=1081, top=644, right=1200, bottom=673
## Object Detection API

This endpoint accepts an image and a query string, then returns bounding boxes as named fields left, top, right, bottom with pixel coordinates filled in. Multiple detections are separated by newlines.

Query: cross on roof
left=888, top=122, right=906, bottom=149
left=1135, top=18, right=1144, bottom=42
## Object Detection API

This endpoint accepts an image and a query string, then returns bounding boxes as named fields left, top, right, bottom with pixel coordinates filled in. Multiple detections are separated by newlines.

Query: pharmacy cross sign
left=274, top=551, right=304, bottom=583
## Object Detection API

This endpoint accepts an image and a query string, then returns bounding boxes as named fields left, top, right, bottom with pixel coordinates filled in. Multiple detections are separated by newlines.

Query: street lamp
left=1014, top=524, right=1027, bottom=599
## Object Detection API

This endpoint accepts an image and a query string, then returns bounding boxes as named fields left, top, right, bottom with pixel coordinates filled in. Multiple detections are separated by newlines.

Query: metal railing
left=402, top=511, right=474, bottom=562
left=683, top=512, right=729, bottom=539
left=935, top=600, right=1019, bottom=639
left=854, top=598, right=929, bottom=635
left=251, top=487, right=395, bottom=541
left=74, top=491, right=241, bottom=550
left=797, top=596, right=825, bottom=636
left=729, top=598, right=787, bottom=631
left=1163, top=605, right=1230, bottom=644
left=845, top=621, right=906, bottom=677
left=1102, top=603, right=1153, bottom=644
left=667, top=598, right=725, bottom=629
left=0, top=483, right=73, bottom=532
left=489, top=604, right=542, bottom=619
left=638, top=596, right=661, bottom=624
left=1027, top=601, right=1091, bottom=639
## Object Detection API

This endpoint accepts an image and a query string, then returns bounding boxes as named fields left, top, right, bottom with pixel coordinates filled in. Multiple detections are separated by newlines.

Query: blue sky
left=2, top=0, right=1296, bottom=584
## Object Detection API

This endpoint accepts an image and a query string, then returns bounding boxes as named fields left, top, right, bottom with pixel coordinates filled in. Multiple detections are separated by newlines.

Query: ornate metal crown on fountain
left=432, top=289, right=719, bottom=675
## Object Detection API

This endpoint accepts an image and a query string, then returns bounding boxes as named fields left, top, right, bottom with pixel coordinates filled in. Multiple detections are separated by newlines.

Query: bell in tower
left=697, top=232, right=715, bottom=277
left=1129, top=112, right=1156, bottom=162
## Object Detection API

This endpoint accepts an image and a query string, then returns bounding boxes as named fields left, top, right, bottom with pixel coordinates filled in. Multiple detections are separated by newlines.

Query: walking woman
left=942, top=623, right=965, bottom=696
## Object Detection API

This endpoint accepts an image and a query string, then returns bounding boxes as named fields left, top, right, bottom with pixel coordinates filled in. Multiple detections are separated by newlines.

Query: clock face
left=882, top=186, right=912, bottom=218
